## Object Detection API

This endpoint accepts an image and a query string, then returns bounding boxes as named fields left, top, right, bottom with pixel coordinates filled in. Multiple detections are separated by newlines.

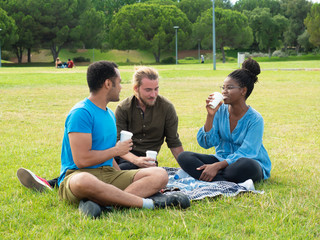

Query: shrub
left=312, top=47, right=320, bottom=55
left=1, top=51, right=12, bottom=61
left=244, top=52, right=251, bottom=58
left=69, top=48, right=77, bottom=53
left=272, top=50, right=288, bottom=57
left=287, top=50, right=297, bottom=56
left=184, top=57, right=195, bottom=60
left=204, top=53, right=222, bottom=60
left=73, top=56, right=90, bottom=62
left=245, top=52, right=269, bottom=58
left=161, top=56, right=175, bottom=64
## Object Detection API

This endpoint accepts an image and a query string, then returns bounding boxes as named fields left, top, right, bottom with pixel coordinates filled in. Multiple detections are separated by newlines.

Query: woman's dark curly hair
left=228, top=58, right=261, bottom=99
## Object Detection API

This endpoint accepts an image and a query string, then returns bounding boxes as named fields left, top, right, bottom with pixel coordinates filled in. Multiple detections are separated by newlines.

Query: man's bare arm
left=69, top=132, right=132, bottom=168
left=170, top=146, right=184, bottom=160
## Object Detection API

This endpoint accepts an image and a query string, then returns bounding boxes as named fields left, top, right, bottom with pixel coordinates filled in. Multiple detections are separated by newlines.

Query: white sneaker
left=17, top=168, right=52, bottom=192
left=238, top=179, right=255, bottom=191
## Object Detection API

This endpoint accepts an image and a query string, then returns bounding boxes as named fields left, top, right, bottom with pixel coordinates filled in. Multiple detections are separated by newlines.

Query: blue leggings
left=177, top=151, right=263, bottom=183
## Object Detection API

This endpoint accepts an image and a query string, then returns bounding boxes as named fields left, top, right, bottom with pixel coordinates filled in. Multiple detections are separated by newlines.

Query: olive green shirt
left=115, top=95, right=182, bottom=154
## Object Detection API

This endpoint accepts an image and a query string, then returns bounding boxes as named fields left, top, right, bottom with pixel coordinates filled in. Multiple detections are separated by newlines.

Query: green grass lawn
left=1, top=61, right=319, bottom=239
left=4, top=47, right=320, bottom=67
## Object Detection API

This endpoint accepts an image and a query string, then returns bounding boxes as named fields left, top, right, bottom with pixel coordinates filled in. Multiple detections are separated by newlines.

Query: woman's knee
left=225, top=158, right=263, bottom=182
left=237, top=158, right=262, bottom=171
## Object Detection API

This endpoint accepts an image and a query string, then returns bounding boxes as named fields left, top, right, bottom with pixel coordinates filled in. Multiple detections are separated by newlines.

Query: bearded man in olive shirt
left=115, top=66, right=184, bottom=170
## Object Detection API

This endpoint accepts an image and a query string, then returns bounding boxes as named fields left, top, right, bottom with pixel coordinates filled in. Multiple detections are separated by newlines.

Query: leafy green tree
left=0, top=8, right=18, bottom=52
left=247, top=8, right=288, bottom=57
left=92, top=0, right=138, bottom=27
left=109, top=3, right=191, bottom=63
left=145, top=0, right=177, bottom=5
left=281, top=0, right=312, bottom=52
left=178, top=0, right=212, bottom=23
left=193, top=7, right=253, bottom=63
left=78, top=9, right=107, bottom=49
left=29, top=0, right=87, bottom=61
left=9, top=0, right=105, bottom=62
left=11, top=13, right=38, bottom=63
left=297, top=30, right=315, bottom=52
left=234, top=0, right=281, bottom=16
left=179, top=0, right=232, bottom=50
left=215, top=0, right=233, bottom=9
left=92, top=0, right=139, bottom=13
left=2, top=0, right=40, bottom=63
left=234, top=0, right=259, bottom=11
left=304, top=3, right=320, bottom=47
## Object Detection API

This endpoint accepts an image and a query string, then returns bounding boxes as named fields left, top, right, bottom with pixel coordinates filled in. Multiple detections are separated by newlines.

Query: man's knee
left=136, top=167, right=168, bottom=186
left=69, top=172, right=97, bottom=193
left=153, top=167, right=168, bottom=180
left=152, top=167, right=168, bottom=187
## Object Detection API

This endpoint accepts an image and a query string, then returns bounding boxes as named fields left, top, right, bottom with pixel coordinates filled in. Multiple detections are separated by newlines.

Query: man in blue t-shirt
left=17, top=61, right=189, bottom=217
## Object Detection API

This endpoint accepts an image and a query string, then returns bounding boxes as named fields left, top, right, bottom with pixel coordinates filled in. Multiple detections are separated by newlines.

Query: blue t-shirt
left=197, top=104, right=271, bottom=179
left=58, top=98, right=117, bottom=186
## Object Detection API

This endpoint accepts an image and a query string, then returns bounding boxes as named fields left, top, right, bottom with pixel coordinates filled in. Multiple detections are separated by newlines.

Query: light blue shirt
left=197, top=104, right=271, bottom=179
left=58, top=98, right=117, bottom=186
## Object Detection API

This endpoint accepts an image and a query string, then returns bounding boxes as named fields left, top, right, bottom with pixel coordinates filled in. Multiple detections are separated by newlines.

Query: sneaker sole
left=79, top=200, right=102, bottom=218
left=17, top=168, right=52, bottom=192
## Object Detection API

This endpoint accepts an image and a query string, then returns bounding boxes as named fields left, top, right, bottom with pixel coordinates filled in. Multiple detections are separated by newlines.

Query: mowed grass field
left=1, top=61, right=319, bottom=239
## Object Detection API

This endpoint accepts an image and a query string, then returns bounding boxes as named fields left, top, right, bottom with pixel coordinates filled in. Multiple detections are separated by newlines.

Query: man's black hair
left=87, top=61, right=118, bottom=93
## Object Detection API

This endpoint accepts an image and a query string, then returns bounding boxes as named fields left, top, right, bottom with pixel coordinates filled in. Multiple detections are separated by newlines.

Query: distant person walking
left=201, top=55, right=204, bottom=64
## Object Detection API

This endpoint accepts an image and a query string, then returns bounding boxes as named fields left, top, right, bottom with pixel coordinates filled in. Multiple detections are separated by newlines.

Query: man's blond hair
left=132, top=66, right=159, bottom=89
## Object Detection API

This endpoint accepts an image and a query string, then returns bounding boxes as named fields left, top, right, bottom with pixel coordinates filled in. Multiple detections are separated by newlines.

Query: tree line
left=0, top=0, right=319, bottom=63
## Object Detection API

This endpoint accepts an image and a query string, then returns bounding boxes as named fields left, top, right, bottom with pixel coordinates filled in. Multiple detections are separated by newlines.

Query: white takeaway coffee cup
left=146, top=150, right=157, bottom=163
left=120, top=130, right=133, bottom=142
left=209, top=92, right=223, bottom=109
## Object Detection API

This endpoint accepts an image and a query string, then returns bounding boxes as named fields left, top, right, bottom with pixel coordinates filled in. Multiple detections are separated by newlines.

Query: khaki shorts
left=58, top=166, right=139, bottom=205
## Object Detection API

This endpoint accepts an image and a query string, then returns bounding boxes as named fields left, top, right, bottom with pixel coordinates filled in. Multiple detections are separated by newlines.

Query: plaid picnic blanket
left=162, top=167, right=264, bottom=200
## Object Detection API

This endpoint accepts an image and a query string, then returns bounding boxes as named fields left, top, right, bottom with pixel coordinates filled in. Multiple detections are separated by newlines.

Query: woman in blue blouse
left=177, top=58, right=271, bottom=183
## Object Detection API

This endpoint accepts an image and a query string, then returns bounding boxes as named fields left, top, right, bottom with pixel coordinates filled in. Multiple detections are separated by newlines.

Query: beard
left=140, top=96, right=156, bottom=107
left=137, top=91, right=157, bottom=107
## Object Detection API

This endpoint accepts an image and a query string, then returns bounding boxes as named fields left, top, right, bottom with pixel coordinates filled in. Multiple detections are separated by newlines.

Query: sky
left=229, top=0, right=320, bottom=4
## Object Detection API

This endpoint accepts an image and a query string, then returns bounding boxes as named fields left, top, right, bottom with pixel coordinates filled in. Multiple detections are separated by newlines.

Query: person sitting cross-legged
left=177, top=58, right=271, bottom=184
left=114, top=66, right=184, bottom=170
left=17, top=61, right=190, bottom=218
left=18, top=66, right=185, bottom=189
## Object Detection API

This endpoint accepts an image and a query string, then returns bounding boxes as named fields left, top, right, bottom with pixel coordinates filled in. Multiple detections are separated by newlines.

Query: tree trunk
left=50, top=43, right=62, bottom=62
left=296, top=44, right=300, bottom=54
left=220, top=45, right=226, bottom=63
left=14, top=47, right=23, bottom=63
left=268, top=48, right=271, bottom=58
left=27, top=48, right=31, bottom=63
left=153, top=52, right=160, bottom=63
